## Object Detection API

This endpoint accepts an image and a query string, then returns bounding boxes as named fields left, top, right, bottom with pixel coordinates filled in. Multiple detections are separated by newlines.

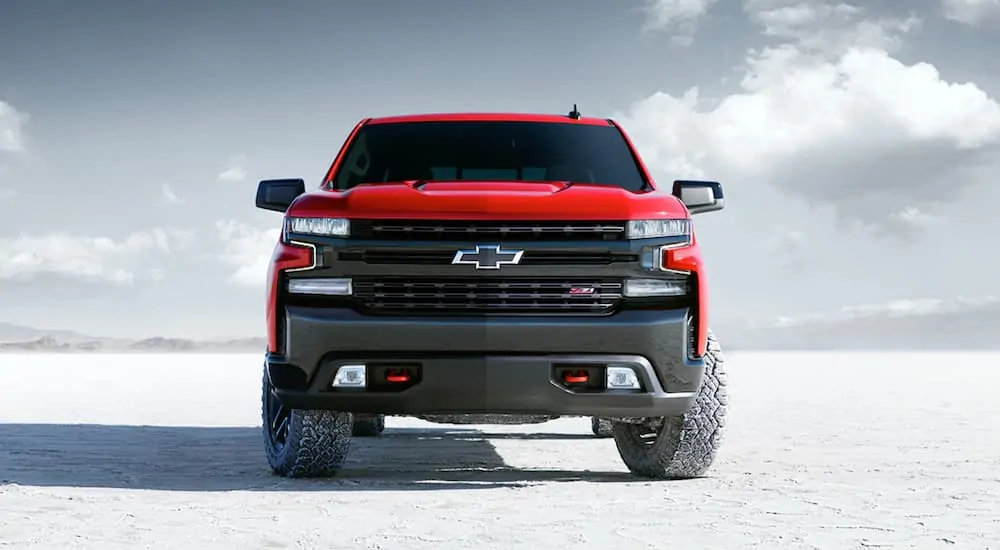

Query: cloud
left=767, top=225, right=809, bottom=270
left=617, top=2, right=1000, bottom=237
left=0, top=228, right=195, bottom=285
left=0, top=188, right=15, bottom=202
left=0, top=99, right=27, bottom=153
left=744, top=0, right=920, bottom=53
left=642, top=0, right=718, bottom=45
left=941, top=0, right=1000, bottom=25
left=216, top=220, right=280, bottom=287
left=877, top=206, right=943, bottom=239
left=161, top=184, right=182, bottom=205
left=217, top=153, right=249, bottom=183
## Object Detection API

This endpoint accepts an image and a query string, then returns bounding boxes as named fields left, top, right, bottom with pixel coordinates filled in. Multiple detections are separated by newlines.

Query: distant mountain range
left=0, top=322, right=265, bottom=353
left=2, top=296, right=998, bottom=353
left=716, top=296, right=1000, bottom=351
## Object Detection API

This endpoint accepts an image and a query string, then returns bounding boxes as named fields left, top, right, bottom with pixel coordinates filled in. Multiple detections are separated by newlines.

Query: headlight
left=286, top=217, right=350, bottom=237
left=626, top=219, right=690, bottom=240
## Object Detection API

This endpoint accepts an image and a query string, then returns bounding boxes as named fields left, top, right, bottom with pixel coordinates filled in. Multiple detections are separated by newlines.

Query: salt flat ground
left=0, top=352, right=998, bottom=550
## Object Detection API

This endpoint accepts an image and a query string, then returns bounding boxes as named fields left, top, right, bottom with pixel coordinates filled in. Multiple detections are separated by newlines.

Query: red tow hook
left=563, top=370, right=589, bottom=384
left=386, top=369, right=411, bottom=383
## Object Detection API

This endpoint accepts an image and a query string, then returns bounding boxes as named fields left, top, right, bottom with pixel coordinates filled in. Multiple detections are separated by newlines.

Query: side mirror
left=256, top=178, right=306, bottom=212
left=672, top=180, right=724, bottom=214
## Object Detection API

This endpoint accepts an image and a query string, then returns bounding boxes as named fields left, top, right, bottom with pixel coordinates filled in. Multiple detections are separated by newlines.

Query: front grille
left=352, top=277, right=624, bottom=315
left=339, top=249, right=638, bottom=266
left=351, top=220, right=627, bottom=241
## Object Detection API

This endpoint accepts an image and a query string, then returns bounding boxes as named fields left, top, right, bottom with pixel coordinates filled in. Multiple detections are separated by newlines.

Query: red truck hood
left=287, top=181, right=687, bottom=220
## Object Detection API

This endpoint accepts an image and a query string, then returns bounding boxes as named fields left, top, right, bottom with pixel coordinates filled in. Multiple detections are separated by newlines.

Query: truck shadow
left=0, top=424, right=637, bottom=492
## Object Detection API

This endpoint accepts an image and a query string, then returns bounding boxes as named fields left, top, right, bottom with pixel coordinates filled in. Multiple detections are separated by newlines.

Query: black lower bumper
left=267, top=306, right=704, bottom=418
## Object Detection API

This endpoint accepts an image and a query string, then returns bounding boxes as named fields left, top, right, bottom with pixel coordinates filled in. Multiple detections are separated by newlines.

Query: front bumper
left=267, top=306, right=704, bottom=417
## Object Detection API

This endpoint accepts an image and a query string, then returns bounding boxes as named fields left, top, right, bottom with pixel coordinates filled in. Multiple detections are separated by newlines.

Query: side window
left=335, top=135, right=373, bottom=187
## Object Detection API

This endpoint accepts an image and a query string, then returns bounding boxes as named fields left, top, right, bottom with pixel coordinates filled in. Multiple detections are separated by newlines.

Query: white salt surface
left=1, top=351, right=998, bottom=549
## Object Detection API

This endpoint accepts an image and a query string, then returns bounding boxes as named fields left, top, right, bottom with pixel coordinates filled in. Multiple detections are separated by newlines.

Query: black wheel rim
left=636, top=423, right=658, bottom=447
left=265, top=381, right=291, bottom=450
left=633, top=418, right=667, bottom=447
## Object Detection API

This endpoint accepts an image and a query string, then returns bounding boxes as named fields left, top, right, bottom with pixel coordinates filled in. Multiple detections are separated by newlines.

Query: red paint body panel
left=285, top=182, right=688, bottom=220
left=664, top=234, right=709, bottom=357
left=266, top=241, right=314, bottom=353
left=267, top=112, right=712, bottom=358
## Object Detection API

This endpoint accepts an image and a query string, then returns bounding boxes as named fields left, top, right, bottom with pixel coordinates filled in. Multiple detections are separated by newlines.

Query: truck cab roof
left=365, top=111, right=614, bottom=127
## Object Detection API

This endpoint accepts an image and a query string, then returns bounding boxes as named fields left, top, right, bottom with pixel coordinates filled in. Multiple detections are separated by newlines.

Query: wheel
left=612, top=329, right=728, bottom=479
left=261, top=367, right=353, bottom=478
left=591, top=416, right=613, bottom=438
left=352, top=414, right=385, bottom=437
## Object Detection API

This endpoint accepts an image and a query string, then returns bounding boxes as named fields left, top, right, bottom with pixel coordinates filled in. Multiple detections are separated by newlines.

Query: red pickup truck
left=255, top=108, right=728, bottom=480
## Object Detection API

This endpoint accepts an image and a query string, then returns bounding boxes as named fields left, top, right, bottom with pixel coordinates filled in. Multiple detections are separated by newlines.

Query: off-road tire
left=591, top=416, right=613, bottom=438
left=261, top=369, right=353, bottom=478
left=612, top=329, right=728, bottom=479
left=352, top=414, right=386, bottom=437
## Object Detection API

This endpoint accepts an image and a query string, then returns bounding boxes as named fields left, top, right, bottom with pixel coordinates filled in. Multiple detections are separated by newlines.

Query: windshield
left=329, top=120, right=649, bottom=191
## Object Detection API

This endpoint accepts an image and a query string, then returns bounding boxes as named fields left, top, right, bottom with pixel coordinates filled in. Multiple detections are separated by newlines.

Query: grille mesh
left=352, top=277, right=624, bottom=315
left=351, top=220, right=627, bottom=241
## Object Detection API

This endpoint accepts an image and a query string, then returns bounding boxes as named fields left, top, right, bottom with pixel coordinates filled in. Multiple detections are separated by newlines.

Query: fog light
left=606, top=365, right=641, bottom=390
left=332, top=364, right=366, bottom=388
left=624, top=278, right=686, bottom=297
left=288, top=278, right=353, bottom=295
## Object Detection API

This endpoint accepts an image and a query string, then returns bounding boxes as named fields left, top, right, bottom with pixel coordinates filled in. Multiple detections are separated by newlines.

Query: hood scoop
left=411, top=180, right=572, bottom=195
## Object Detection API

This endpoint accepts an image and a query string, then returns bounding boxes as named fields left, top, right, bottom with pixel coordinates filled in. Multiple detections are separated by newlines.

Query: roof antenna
left=568, top=104, right=581, bottom=120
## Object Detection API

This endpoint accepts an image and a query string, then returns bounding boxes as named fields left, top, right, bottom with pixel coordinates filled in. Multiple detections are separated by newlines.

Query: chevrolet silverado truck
left=255, top=109, right=728, bottom=480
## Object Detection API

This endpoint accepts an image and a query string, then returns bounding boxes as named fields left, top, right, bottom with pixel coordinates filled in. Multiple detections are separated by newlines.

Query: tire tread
left=612, top=330, right=729, bottom=479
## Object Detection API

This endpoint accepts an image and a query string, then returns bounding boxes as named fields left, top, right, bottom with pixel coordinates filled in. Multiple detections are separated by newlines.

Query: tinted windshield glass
left=330, top=121, right=648, bottom=191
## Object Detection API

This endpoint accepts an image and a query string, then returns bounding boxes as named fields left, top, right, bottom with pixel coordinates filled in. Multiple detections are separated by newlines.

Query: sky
left=1, top=0, right=1000, bottom=339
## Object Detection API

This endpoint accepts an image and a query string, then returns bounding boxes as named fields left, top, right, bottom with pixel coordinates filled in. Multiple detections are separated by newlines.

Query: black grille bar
left=351, top=220, right=627, bottom=241
left=352, top=277, right=624, bottom=315
left=339, top=249, right=638, bottom=266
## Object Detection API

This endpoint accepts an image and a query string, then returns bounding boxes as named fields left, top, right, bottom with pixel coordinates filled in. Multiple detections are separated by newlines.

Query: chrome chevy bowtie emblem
left=451, top=245, right=524, bottom=270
